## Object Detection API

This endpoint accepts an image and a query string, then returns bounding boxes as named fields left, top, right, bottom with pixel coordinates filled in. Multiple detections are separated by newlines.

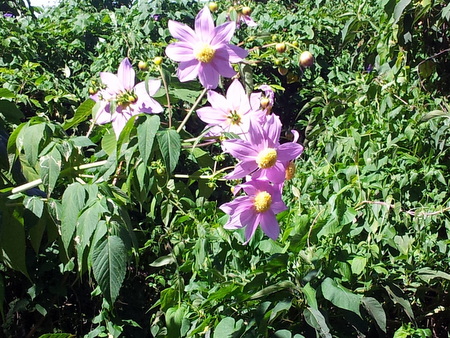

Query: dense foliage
left=1, top=0, right=450, bottom=337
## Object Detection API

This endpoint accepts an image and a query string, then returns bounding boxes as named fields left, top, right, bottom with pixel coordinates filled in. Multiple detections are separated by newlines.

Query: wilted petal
left=117, top=58, right=135, bottom=91
left=195, top=7, right=214, bottom=42
left=165, top=42, right=195, bottom=62
left=168, top=20, right=197, bottom=43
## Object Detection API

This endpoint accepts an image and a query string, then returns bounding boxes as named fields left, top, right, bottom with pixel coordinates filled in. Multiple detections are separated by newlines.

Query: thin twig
left=176, top=88, right=208, bottom=133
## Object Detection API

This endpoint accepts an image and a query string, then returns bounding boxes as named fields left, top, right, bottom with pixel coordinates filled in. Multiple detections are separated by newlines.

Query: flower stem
left=176, top=88, right=208, bottom=133
left=158, top=65, right=173, bottom=128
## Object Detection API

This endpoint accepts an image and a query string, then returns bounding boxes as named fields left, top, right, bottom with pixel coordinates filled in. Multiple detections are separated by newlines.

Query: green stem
left=158, top=65, right=173, bottom=128
left=176, top=88, right=208, bottom=133
left=10, top=160, right=108, bottom=195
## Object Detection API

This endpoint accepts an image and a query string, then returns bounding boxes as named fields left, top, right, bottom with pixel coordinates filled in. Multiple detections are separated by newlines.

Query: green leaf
left=273, top=329, right=293, bottom=338
left=136, top=115, right=160, bottom=165
left=19, top=123, right=46, bottom=166
left=92, top=235, right=127, bottom=304
left=150, top=254, right=175, bottom=267
left=0, top=99, right=24, bottom=124
left=39, top=333, right=76, bottom=337
left=166, top=305, right=187, bottom=338
left=0, top=88, right=15, bottom=99
left=303, top=307, right=331, bottom=338
left=63, top=99, right=96, bottom=130
left=416, top=267, right=450, bottom=282
left=213, top=317, right=242, bottom=338
left=157, top=129, right=180, bottom=174
left=0, top=208, right=29, bottom=278
left=384, top=284, right=414, bottom=321
left=61, top=183, right=86, bottom=255
left=250, top=281, right=295, bottom=300
left=321, top=277, right=362, bottom=317
left=393, top=0, right=412, bottom=23
left=362, top=297, right=386, bottom=333
left=420, top=110, right=448, bottom=122
left=101, top=128, right=117, bottom=156
left=351, top=256, right=367, bottom=275
left=39, top=146, right=62, bottom=196
left=23, top=195, right=44, bottom=218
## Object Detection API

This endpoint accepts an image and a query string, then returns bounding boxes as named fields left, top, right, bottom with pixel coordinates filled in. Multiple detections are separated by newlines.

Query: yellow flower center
left=228, top=110, right=242, bottom=125
left=253, top=191, right=272, bottom=213
left=285, top=161, right=296, bottom=180
left=194, top=43, right=216, bottom=63
left=256, top=148, right=277, bottom=169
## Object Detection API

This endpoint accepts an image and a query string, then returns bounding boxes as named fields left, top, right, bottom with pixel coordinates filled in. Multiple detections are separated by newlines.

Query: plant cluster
left=1, top=0, right=450, bottom=337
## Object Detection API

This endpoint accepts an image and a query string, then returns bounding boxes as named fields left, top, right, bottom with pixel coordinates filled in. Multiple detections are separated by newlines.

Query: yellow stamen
left=194, top=43, right=216, bottom=63
left=256, top=148, right=277, bottom=169
left=254, top=191, right=272, bottom=213
left=228, top=110, right=242, bottom=125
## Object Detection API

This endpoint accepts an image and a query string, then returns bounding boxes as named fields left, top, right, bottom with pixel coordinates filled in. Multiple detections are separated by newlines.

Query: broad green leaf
left=362, top=297, right=386, bottom=333
left=351, top=256, right=367, bottom=275
left=0, top=99, right=23, bottom=124
left=63, top=99, right=96, bottom=130
left=416, top=267, right=450, bottom=282
left=157, top=129, right=180, bottom=173
left=273, top=330, right=293, bottom=338
left=393, top=0, right=412, bottom=23
left=29, top=212, right=47, bottom=254
left=384, top=284, right=414, bottom=321
left=213, top=317, right=242, bottom=338
left=23, top=195, right=44, bottom=218
left=250, top=281, right=295, bottom=300
left=321, top=277, right=362, bottom=317
left=61, top=182, right=86, bottom=255
left=0, top=208, right=29, bottom=278
left=19, top=123, right=46, bottom=166
left=39, top=147, right=62, bottom=196
left=302, top=283, right=318, bottom=309
left=420, top=110, right=448, bottom=122
left=92, top=235, right=127, bottom=304
left=166, top=305, right=187, bottom=338
left=303, top=307, right=331, bottom=338
left=0, top=88, right=15, bottom=98
left=136, top=115, right=160, bottom=165
left=150, top=254, right=175, bottom=267
left=101, top=128, right=117, bottom=156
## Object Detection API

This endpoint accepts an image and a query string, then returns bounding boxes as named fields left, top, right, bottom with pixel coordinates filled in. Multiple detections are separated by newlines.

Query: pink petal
left=226, top=79, right=250, bottom=113
left=111, top=112, right=129, bottom=138
left=94, top=104, right=112, bottom=125
left=265, top=114, right=282, bottom=145
left=271, top=200, right=288, bottom=214
left=210, top=49, right=237, bottom=78
left=168, top=20, right=197, bottom=44
left=210, top=21, right=236, bottom=46
left=225, top=161, right=258, bottom=180
left=134, top=79, right=161, bottom=97
left=165, top=42, right=195, bottom=62
left=261, top=163, right=286, bottom=184
left=100, top=72, right=123, bottom=94
left=195, top=7, right=214, bottom=42
left=117, top=58, right=135, bottom=91
left=243, top=213, right=260, bottom=244
left=226, top=44, right=248, bottom=63
left=177, top=59, right=201, bottom=82
left=277, top=142, right=304, bottom=161
left=197, top=107, right=227, bottom=124
left=259, top=211, right=280, bottom=240
left=206, top=90, right=229, bottom=110
left=198, top=64, right=220, bottom=89
left=222, top=139, right=258, bottom=159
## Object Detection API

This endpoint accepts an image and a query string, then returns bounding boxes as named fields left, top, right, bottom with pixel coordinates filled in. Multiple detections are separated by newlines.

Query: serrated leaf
left=92, top=235, right=127, bottom=304
left=61, top=182, right=86, bottom=255
left=157, top=129, right=180, bottom=173
left=137, top=115, right=160, bottom=165
left=362, top=297, right=386, bottom=333
left=39, top=147, right=62, bottom=196
left=321, top=277, right=362, bottom=317
left=63, top=99, right=96, bottom=130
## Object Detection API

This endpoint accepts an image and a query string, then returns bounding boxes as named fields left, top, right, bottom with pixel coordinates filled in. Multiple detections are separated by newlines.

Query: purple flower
left=165, top=6, right=248, bottom=89
left=196, top=79, right=264, bottom=136
left=222, top=114, right=303, bottom=184
left=220, top=179, right=287, bottom=243
left=92, top=58, right=163, bottom=138
left=3, top=13, right=13, bottom=18
left=237, top=13, right=257, bottom=28
left=250, top=85, right=275, bottom=114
